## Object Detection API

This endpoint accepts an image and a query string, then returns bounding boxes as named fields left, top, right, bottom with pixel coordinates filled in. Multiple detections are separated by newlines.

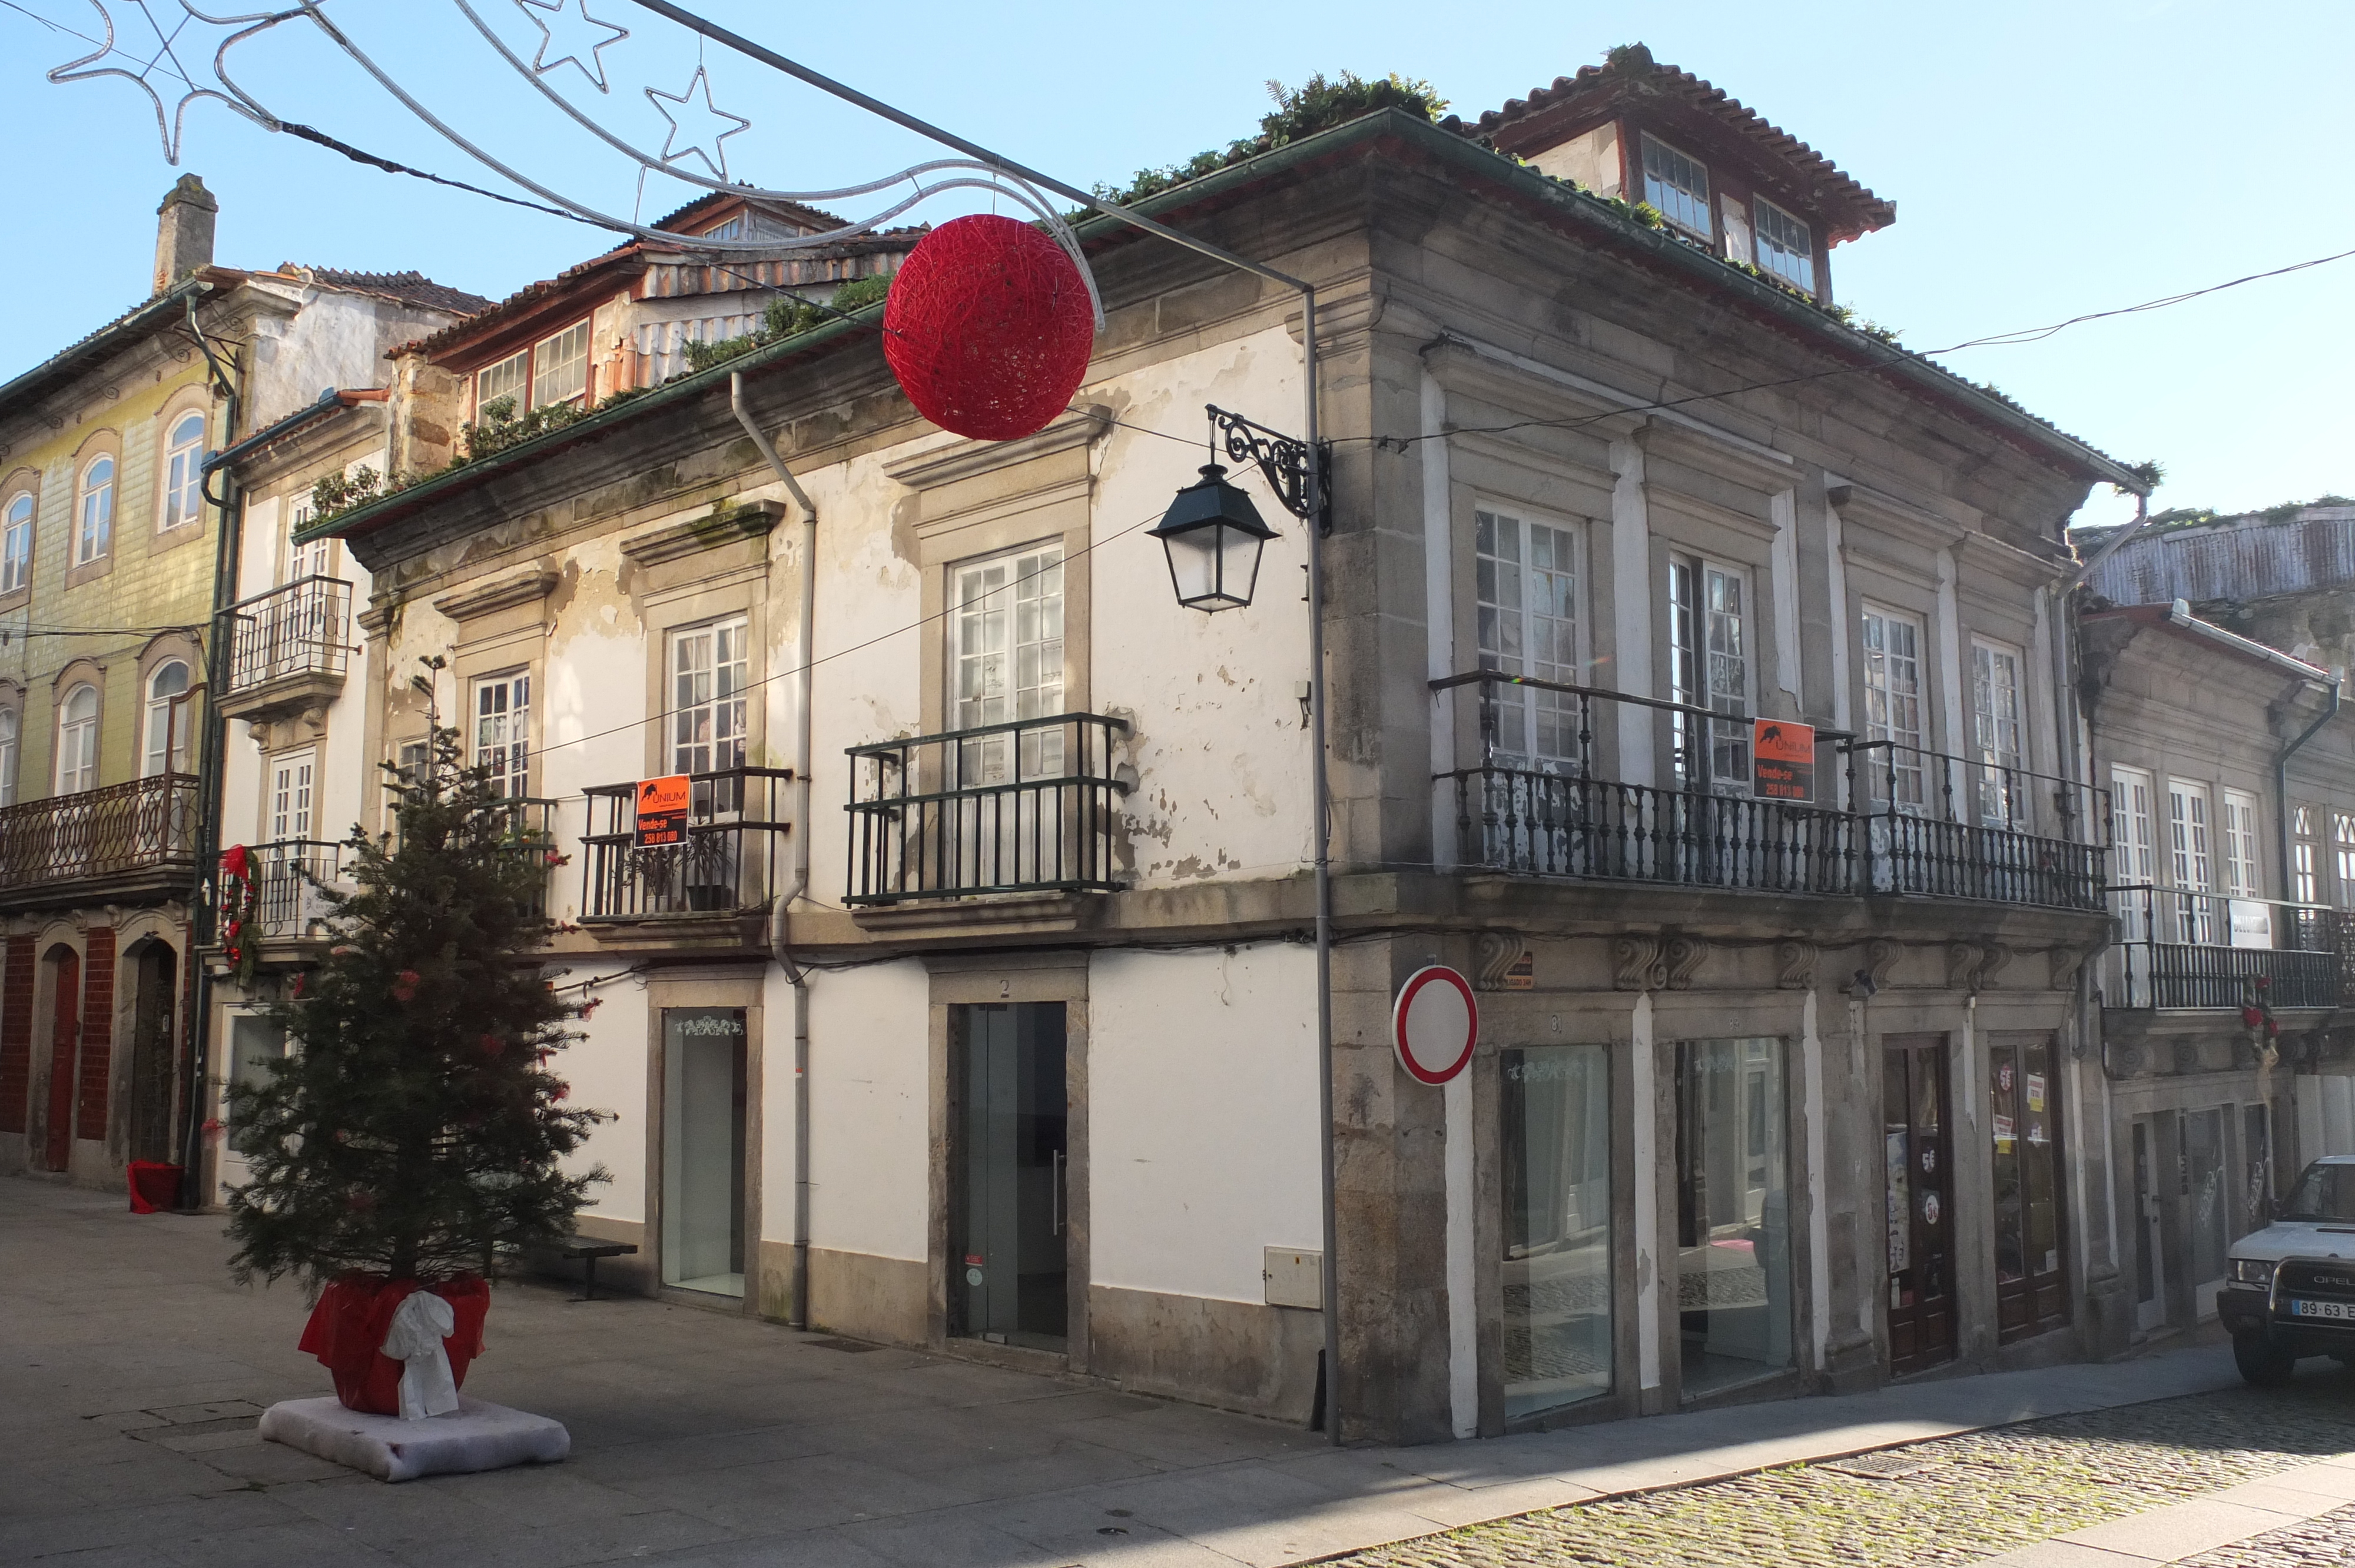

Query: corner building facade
left=298, top=51, right=2140, bottom=1441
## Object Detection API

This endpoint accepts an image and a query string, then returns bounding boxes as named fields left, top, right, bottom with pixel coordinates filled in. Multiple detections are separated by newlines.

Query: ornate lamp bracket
left=1206, top=404, right=1332, bottom=535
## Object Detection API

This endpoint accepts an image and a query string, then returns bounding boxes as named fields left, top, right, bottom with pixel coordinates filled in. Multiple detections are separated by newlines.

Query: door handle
left=1052, top=1149, right=1064, bottom=1237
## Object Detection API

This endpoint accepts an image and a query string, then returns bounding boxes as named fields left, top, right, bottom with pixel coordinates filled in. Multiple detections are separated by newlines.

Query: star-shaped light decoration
left=513, top=0, right=626, bottom=93
left=644, top=64, right=748, bottom=181
left=49, top=0, right=305, bottom=165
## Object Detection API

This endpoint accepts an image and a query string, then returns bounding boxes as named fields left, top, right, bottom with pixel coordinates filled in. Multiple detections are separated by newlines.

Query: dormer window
left=1753, top=199, right=1815, bottom=294
left=531, top=321, right=589, bottom=407
left=1641, top=135, right=1712, bottom=239
left=702, top=215, right=745, bottom=241
left=476, top=348, right=528, bottom=415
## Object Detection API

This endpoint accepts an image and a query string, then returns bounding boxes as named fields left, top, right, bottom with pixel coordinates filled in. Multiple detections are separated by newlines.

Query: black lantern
left=1149, top=464, right=1280, bottom=613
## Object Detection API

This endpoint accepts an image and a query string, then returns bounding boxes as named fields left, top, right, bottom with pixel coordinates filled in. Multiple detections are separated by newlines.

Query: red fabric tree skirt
left=298, top=1274, right=491, bottom=1416
left=126, top=1162, right=181, bottom=1213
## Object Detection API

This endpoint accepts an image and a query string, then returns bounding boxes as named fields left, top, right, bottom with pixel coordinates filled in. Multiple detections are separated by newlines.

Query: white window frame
left=285, top=499, right=336, bottom=583
left=1860, top=604, right=1926, bottom=810
left=0, top=705, right=16, bottom=807
left=269, top=747, right=317, bottom=842
left=950, top=541, right=1066, bottom=785
left=2221, top=789, right=2261, bottom=901
left=56, top=682, right=98, bottom=794
left=1474, top=506, right=1584, bottom=768
left=75, top=455, right=114, bottom=564
left=1752, top=197, right=1815, bottom=294
left=142, top=660, right=192, bottom=778
left=1668, top=553, right=1753, bottom=792
left=2169, top=779, right=2217, bottom=945
left=2111, top=765, right=2158, bottom=941
left=530, top=321, right=591, bottom=409
left=472, top=670, right=532, bottom=799
left=1641, top=134, right=1713, bottom=240
left=1, top=491, right=31, bottom=593
left=1970, top=637, right=2026, bottom=828
left=2336, top=812, right=2355, bottom=912
left=668, top=616, right=750, bottom=779
left=2293, top=803, right=2321, bottom=905
left=158, top=411, right=207, bottom=532
left=475, top=348, right=528, bottom=417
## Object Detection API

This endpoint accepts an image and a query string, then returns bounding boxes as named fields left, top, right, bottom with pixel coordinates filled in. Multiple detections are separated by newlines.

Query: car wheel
left=2234, top=1331, right=2297, bottom=1386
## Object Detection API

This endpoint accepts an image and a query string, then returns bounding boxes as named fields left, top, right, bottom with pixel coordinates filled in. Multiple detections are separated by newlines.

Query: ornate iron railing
left=846, top=713, right=1127, bottom=905
left=0, top=774, right=199, bottom=893
left=248, top=839, right=344, bottom=939
left=1431, top=671, right=2109, bottom=911
left=225, top=576, right=352, bottom=695
left=581, top=766, right=793, bottom=920
left=2107, top=886, right=2351, bottom=1009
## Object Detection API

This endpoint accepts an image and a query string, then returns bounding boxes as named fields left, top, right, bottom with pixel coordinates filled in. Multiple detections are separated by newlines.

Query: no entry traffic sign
left=1394, top=965, right=1478, bottom=1085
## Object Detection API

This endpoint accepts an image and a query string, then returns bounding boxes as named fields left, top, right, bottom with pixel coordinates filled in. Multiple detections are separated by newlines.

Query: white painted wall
left=805, top=958, right=929, bottom=1261
left=759, top=963, right=802, bottom=1248
left=562, top=963, right=651, bottom=1224
left=1088, top=944, right=1321, bottom=1303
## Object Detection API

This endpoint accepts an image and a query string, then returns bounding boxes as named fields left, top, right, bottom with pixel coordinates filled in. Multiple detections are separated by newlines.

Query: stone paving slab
left=0, top=1174, right=2318, bottom=1568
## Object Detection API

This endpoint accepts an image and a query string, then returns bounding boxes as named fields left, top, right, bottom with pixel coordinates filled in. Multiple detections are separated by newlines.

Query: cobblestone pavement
left=2182, top=1503, right=2355, bottom=1567
left=1344, top=1378, right=2355, bottom=1568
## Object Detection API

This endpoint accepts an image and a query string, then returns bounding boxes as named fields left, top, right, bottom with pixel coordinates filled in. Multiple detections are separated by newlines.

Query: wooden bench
left=550, top=1237, right=638, bottom=1301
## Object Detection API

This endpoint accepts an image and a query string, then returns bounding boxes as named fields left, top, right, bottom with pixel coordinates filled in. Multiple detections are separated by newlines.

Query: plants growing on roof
left=1093, top=71, right=1449, bottom=207
left=679, top=274, right=894, bottom=373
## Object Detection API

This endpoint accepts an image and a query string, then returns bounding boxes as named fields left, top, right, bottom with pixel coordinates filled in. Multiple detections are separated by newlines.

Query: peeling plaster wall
left=805, top=957, right=928, bottom=1262
left=1088, top=944, right=1321, bottom=1302
left=563, top=961, right=650, bottom=1225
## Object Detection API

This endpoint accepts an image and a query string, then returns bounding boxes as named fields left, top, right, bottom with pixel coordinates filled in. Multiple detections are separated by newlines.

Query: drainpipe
left=2275, top=674, right=2341, bottom=913
left=734, top=371, right=818, bottom=1329
left=179, top=288, right=240, bottom=1212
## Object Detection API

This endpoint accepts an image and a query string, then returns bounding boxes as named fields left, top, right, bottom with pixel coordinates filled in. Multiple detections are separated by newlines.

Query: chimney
left=153, top=174, right=218, bottom=295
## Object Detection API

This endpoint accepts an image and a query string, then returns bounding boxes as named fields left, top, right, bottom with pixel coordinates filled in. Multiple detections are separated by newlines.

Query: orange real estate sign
left=1751, top=719, right=1816, bottom=803
left=635, top=775, right=691, bottom=848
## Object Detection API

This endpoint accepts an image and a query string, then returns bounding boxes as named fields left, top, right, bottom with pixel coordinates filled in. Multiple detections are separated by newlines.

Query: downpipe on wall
left=735, top=372, right=819, bottom=1330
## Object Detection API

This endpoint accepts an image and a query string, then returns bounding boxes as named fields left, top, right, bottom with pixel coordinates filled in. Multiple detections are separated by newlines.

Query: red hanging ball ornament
left=883, top=214, right=1095, bottom=442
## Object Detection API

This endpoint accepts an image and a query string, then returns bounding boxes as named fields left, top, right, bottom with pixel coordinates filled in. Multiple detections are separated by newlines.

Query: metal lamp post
left=1153, top=404, right=1339, bottom=1441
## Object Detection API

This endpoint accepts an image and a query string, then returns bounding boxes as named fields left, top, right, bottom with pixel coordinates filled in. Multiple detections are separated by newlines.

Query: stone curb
left=1968, top=1456, right=2355, bottom=1567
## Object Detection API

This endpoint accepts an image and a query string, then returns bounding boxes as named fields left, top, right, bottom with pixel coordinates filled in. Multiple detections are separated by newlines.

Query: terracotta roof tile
left=290, top=267, right=493, bottom=315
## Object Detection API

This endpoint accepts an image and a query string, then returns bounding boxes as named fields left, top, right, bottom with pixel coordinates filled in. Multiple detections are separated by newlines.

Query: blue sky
left=3, top=0, right=2346, bottom=525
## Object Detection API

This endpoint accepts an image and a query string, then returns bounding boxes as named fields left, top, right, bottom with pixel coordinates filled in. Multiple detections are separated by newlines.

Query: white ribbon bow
left=379, top=1289, right=459, bottom=1420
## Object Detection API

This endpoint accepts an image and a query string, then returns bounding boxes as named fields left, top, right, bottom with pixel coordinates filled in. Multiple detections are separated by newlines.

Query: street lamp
left=1149, top=464, right=1279, bottom=613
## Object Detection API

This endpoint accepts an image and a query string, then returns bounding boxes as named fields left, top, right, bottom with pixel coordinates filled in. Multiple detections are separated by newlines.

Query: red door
left=43, top=951, right=79, bottom=1171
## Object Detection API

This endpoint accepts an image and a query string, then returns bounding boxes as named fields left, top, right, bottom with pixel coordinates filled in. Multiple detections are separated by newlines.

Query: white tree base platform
left=258, top=1394, right=570, bottom=1482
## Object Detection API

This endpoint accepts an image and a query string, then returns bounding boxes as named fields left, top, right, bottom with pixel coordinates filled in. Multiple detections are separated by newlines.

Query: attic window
left=703, top=215, right=745, bottom=241
left=476, top=348, right=528, bottom=415
left=1753, top=199, right=1815, bottom=294
left=1640, top=135, right=1712, bottom=240
left=531, top=321, right=590, bottom=407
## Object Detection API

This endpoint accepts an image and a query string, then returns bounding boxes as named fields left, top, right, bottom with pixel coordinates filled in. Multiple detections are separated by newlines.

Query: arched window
left=76, top=456, right=113, bottom=564
left=160, top=413, right=207, bottom=531
left=57, top=683, right=98, bottom=793
left=144, top=661, right=191, bottom=776
left=1, top=492, right=30, bottom=593
left=0, top=706, right=17, bottom=807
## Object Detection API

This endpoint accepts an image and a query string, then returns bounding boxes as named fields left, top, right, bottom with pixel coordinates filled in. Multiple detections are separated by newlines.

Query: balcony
left=2107, top=887, right=2354, bottom=1011
left=1433, top=672, right=2108, bottom=913
left=218, top=576, right=352, bottom=720
left=581, top=766, right=793, bottom=922
left=247, top=839, right=346, bottom=940
left=0, top=774, right=198, bottom=909
left=845, top=714, right=1127, bottom=905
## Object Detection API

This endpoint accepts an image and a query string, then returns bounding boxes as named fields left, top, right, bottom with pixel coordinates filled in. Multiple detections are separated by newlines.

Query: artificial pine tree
left=226, top=716, right=608, bottom=1293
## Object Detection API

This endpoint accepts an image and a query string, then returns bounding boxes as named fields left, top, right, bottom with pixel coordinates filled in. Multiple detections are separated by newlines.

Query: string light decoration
left=48, top=0, right=307, bottom=164
left=513, top=0, right=626, bottom=92
left=642, top=62, right=746, bottom=179
left=882, top=214, right=1097, bottom=441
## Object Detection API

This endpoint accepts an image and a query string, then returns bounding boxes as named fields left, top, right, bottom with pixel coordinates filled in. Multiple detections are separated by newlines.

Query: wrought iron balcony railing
left=1431, top=671, right=2109, bottom=912
left=580, top=766, right=793, bottom=921
left=224, top=576, right=353, bottom=697
left=0, top=773, right=199, bottom=896
left=2106, top=885, right=2354, bottom=1010
left=248, top=839, right=345, bottom=939
left=846, top=713, right=1127, bottom=905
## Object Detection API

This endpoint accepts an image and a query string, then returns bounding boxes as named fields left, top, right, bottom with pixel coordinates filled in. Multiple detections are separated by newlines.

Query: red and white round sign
left=1394, top=965, right=1478, bottom=1085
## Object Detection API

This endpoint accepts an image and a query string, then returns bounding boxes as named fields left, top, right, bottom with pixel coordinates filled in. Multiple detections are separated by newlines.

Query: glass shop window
left=1675, top=1037, right=1792, bottom=1398
left=1500, top=1044, right=1612, bottom=1418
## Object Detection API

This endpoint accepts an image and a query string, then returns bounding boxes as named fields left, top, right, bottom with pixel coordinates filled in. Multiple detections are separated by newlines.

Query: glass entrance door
left=1674, top=1037, right=1793, bottom=1399
left=2185, top=1107, right=2229, bottom=1320
left=2132, top=1119, right=2167, bottom=1331
left=1990, top=1037, right=2067, bottom=1342
left=1883, top=1037, right=1955, bottom=1376
left=662, top=1008, right=747, bottom=1298
left=953, top=1002, right=1068, bottom=1350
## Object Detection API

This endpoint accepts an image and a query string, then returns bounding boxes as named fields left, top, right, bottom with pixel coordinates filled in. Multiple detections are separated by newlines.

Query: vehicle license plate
left=2290, top=1299, right=2355, bottom=1320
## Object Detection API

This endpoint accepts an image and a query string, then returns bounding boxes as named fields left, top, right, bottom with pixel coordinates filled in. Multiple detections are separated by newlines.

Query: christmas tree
left=227, top=713, right=608, bottom=1288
